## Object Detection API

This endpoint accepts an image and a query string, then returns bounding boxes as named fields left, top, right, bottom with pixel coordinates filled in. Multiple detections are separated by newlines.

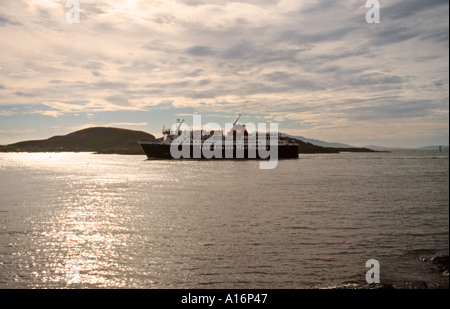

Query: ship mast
left=176, top=119, right=184, bottom=133
left=233, top=114, right=241, bottom=125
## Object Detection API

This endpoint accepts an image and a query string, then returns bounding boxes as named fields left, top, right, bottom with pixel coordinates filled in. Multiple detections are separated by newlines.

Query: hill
left=0, top=127, right=155, bottom=154
left=284, top=137, right=378, bottom=154
left=363, top=145, right=411, bottom=151
left=285, top=134, right=355, bottom=148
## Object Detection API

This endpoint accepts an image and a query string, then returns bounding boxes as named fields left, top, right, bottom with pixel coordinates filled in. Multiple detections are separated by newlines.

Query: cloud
left=0, top=14, right=22, bottom=26
left=383, top=0, right=449, bottom=19
left=185, top=45, right=215, bottom=57
left=0, top=110, right=15, bottom=116
left=0, top=128, right=35, bottom=134
left=14, top=91, right=35, bottom=97
left=0, top=0, right=448, bottom=147
left=67, top=122, right=148, bottom=132
left=104, top=122, right=148, bottom=127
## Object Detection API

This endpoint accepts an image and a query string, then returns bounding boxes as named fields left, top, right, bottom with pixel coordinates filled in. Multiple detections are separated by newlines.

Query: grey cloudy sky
left=0, top=0, right=448, bottom=147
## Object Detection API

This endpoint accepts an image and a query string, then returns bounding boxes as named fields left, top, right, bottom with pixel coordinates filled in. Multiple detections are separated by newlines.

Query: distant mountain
left=363, top=145, right=449, bottom=151
left=416, top=145, right=449, bottom=150
left=284, top=134, right=355, bottom=148
left=0, top=127, right=155, bottom=154
left=283, top=134, right=448, bottom=151
left=363, top=145, right=412, bottom=151
left=283, top=136, right=377, bottom=154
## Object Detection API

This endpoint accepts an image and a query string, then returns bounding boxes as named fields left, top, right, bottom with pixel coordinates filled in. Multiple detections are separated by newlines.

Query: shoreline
left=327, top=254, right=449, bottom=289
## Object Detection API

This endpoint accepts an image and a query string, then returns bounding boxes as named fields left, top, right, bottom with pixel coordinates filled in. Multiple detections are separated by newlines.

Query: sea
left=0, top=150, right=448, bottom=289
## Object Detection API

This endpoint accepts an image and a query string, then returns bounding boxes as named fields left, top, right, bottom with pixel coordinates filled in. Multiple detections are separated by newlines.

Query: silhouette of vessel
left=138, top=115, right=299, bottom=159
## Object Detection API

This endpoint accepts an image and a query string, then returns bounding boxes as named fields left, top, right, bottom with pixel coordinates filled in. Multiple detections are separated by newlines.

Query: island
left=283, top=137, right=379, bottom=154
left=0, top=127, right=155, bottom=155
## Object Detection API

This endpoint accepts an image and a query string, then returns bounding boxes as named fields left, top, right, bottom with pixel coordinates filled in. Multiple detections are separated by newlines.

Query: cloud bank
left=0, top=0, right=448, bottom=147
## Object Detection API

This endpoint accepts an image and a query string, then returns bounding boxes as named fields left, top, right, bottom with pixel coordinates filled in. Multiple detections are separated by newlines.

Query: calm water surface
left=0, top=150, right=448, bottom=288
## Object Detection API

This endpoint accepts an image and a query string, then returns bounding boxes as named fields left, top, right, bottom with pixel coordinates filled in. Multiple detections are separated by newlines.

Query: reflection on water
left=0, top=151, right=448, bottom=288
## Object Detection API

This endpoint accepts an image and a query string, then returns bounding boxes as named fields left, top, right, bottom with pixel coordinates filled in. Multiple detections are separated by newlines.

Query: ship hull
left=138, top=142, right=299, bottom=159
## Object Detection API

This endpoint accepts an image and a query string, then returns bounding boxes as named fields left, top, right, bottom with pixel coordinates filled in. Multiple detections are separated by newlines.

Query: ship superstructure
left=138, top=115, right=299, bottom=159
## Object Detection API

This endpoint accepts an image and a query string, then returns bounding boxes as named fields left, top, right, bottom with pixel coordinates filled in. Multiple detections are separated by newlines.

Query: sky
left=0, top=0, right=448, bottom=148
